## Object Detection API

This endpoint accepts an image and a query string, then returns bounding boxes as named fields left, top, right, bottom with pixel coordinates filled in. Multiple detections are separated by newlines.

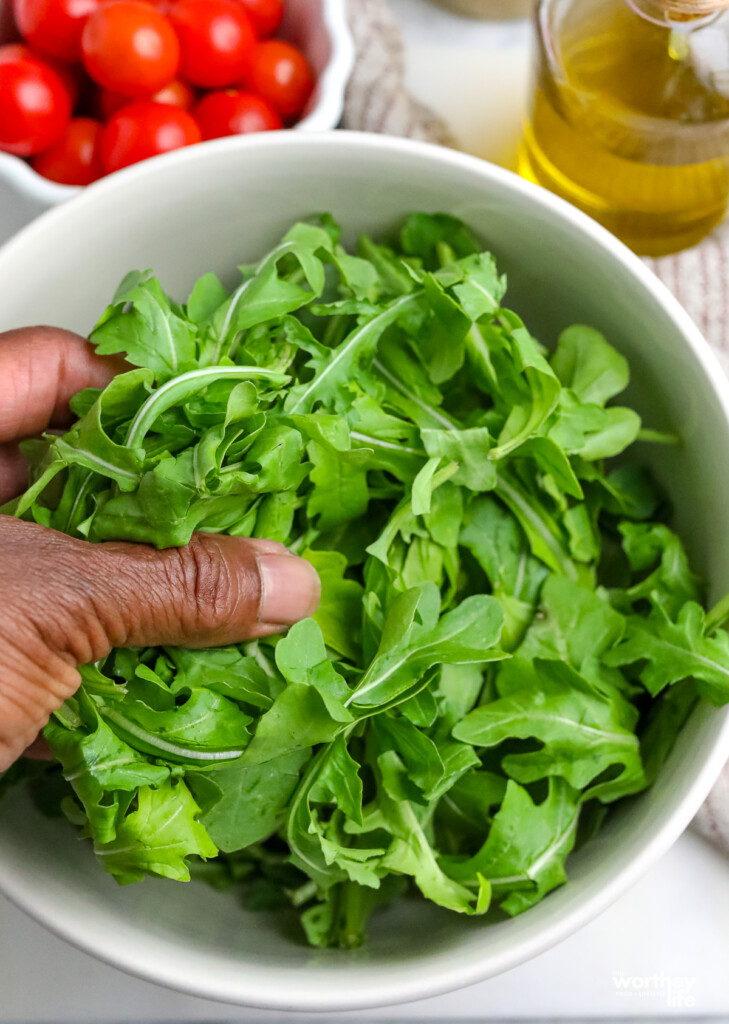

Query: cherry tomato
left=31, top=116, right=103, bottom=184
left=97, top=78, right=193, bottom=119
left=0, top=46, right=84, bottom=108
left=246, top=40, right=313, bottom=120
left=96, top=76, right=193, bottom=117
left=13, top=0, right=101, bottom=62
left=99, top=100, right=200, bottom=172
left=0, top=43, right=33, bottom=63
left=237, top=0, right=282, bottom=37
left=169, top=0, right=256, bottom=88
left=195, top=89, right=280, bottom=139
left=0, top=52, right=71, bottom=155
left=152, top=78, right=195, bottom=109
left=82, top=0, right=180, bottom=97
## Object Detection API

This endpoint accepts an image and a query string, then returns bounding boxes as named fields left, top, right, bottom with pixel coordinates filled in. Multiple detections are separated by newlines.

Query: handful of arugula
left=5, top=212, right=729, bottom=949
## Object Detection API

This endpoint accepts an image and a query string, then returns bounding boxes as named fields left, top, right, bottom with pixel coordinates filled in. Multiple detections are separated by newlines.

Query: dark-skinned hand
left=0, top=327, right=320, bottom=771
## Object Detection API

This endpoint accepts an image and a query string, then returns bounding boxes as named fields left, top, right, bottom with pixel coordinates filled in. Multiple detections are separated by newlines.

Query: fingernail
left=258, top=553, right=321, bottom=625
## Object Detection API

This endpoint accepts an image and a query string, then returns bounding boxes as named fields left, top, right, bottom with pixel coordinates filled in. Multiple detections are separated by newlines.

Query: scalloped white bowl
left=0, top=132, right=728, bottom=1012
left=0, top=0, right=353, bottom=229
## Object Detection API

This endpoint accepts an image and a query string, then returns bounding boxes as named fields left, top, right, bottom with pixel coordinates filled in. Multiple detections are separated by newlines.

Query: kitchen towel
left=645, top=235, right=729, bottom=848
left=342, top=0, right=729, bottom=853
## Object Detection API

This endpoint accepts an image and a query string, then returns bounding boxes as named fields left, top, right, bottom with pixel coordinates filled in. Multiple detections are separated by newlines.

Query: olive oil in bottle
left=518, top=0, right=729, bottom=255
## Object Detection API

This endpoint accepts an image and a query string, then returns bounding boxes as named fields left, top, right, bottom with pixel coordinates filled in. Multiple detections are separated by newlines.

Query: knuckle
left=166, top=537, right=239, bottom=632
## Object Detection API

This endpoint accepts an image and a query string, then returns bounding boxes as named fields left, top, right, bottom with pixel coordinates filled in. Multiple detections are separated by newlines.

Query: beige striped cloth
left=342, top=0, right=729, bottom=851
left=645, top=238, right=729, bottom=847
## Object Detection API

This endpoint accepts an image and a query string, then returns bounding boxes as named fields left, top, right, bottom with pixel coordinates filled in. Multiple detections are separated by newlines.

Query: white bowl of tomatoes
left=0, top=0, right=352, bottom=211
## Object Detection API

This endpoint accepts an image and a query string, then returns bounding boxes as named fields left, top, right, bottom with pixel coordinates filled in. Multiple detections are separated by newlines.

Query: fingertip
left=258, top=551, right=321, bottom=627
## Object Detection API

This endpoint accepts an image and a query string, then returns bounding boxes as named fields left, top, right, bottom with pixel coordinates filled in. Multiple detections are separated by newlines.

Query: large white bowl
left=0, top=132, right=728, bottom=1012
left=0, top=0, right=353, bottom=240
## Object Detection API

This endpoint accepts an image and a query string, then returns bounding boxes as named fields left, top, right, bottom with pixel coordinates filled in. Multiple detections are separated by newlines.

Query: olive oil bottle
left=518, top=0, right=729, bottom=255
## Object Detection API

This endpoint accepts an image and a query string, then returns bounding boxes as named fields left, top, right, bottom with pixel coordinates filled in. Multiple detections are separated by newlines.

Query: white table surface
left=2, top=4, right=729, bottom=1020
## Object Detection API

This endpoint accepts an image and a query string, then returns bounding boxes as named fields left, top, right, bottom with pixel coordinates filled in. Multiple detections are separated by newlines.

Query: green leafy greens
left=3, top=212, right=728, bottom=949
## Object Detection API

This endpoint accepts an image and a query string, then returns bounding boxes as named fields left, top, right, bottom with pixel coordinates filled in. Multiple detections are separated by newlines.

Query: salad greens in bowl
left=0, top=132, right=728, bottom=1010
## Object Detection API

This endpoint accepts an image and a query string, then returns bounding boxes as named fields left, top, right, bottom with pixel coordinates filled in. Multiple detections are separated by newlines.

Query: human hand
left=0, top=328, right=320, bottom=771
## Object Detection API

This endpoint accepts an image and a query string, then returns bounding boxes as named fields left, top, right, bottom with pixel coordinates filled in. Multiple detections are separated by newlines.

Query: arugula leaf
left=285, top=293, right=422, bottom=414
left=45, top=710, right=170, bottom=844
left=94, top=778, right=217, bottom=883
left=550, top=325, right=629, bottom=406
left=287, top=740, right=384, bottom=891
left=167, top=646, right=276, bottom=710
left=604, top=600, right=729, bottom=704
left=186, top=272, right=229, bottom=324
left=547, top=392, right=642, bottom=461
left=460, top=494, right=548, bottom=648
left=513, top=576, right=625, bottom=686
left=54, top=370, right=152, bottom=489
left=301, top=548, right=363, bottom=662
left=489, top=311, right=561, bottom=458
left=92, top=273, right=198, bottom=378
left=348, top=584, right=505, bottom=709
left=209, top=222, right=333, bottom=354
left=454, top=659, right=645, bottom=802
left=421, top=427, right=496, bottom=491
left=614, top=521, right=702, bottom=616
left=307, top=441, right=370, bottom=529
left=242, top=621, right=353, bottom=763
left=399, top=212, right=481, bottom=266
left=441, top=778, right=580, bottom=915
left=377, top=751, right=489, bottom=915
left=116, top=686, right=253, bottom=751
left=188, top=749, right=309, bottom=852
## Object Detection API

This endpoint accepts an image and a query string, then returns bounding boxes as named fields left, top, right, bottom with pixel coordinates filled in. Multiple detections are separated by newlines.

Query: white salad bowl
left=0, top=132, right=728, bottom=1011
left=0, top=0, right=353, bottom=240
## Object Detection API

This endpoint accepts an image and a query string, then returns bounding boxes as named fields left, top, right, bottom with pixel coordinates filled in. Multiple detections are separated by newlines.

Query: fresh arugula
left=4, top=213, right=727, bottom=949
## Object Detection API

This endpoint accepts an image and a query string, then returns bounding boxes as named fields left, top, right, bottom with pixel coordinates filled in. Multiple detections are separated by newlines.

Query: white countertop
left=2, top=4, right=728, bottom=1020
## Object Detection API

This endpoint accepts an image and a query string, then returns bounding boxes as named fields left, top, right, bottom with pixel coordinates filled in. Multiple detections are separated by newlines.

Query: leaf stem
left=100, top=707, right=246, bottom=763
left=125, top=366, right=288, bottom=448
left=373, top=359, right=455, bottom=431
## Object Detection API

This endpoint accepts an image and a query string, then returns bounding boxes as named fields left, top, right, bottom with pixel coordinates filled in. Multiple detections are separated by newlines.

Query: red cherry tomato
left=237, top=0, right=282, bottom=37
left=0, top=46, right=84, bottom=108
left=152, top=78, right=195, bottom=109
left=246, top=40, right=313, bottom=120
left=0, top=44, right=33, bottom=63
left=97, top=78, right=193, bottom=118
left=13, top=0, right=101, bottom=61
left=168, top=0, right=256, bottom=88
left=0, top=53, right=71, bottom=155
left=82, top=0, right=180, bottom=97
left=99, top=100, right=200, bottom=172
left=96, top=78, right=193, bottom=118
left=31, top=116, right=103, bottom=184
left=195, top=89, right=280, bottom=139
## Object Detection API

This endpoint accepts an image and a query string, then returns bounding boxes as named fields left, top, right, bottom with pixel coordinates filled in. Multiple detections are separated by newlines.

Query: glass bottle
left=518, top=0, right=729, bottom=255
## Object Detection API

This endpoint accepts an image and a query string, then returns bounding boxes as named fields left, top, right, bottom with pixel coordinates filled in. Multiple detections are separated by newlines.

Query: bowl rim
left=0, top=0, right=354, bottom=205
left=1, top=129, right=729, bottom=1011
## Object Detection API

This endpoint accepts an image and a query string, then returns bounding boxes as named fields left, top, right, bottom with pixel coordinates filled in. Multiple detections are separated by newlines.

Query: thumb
left=0, top=517, right=320, bottom=769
